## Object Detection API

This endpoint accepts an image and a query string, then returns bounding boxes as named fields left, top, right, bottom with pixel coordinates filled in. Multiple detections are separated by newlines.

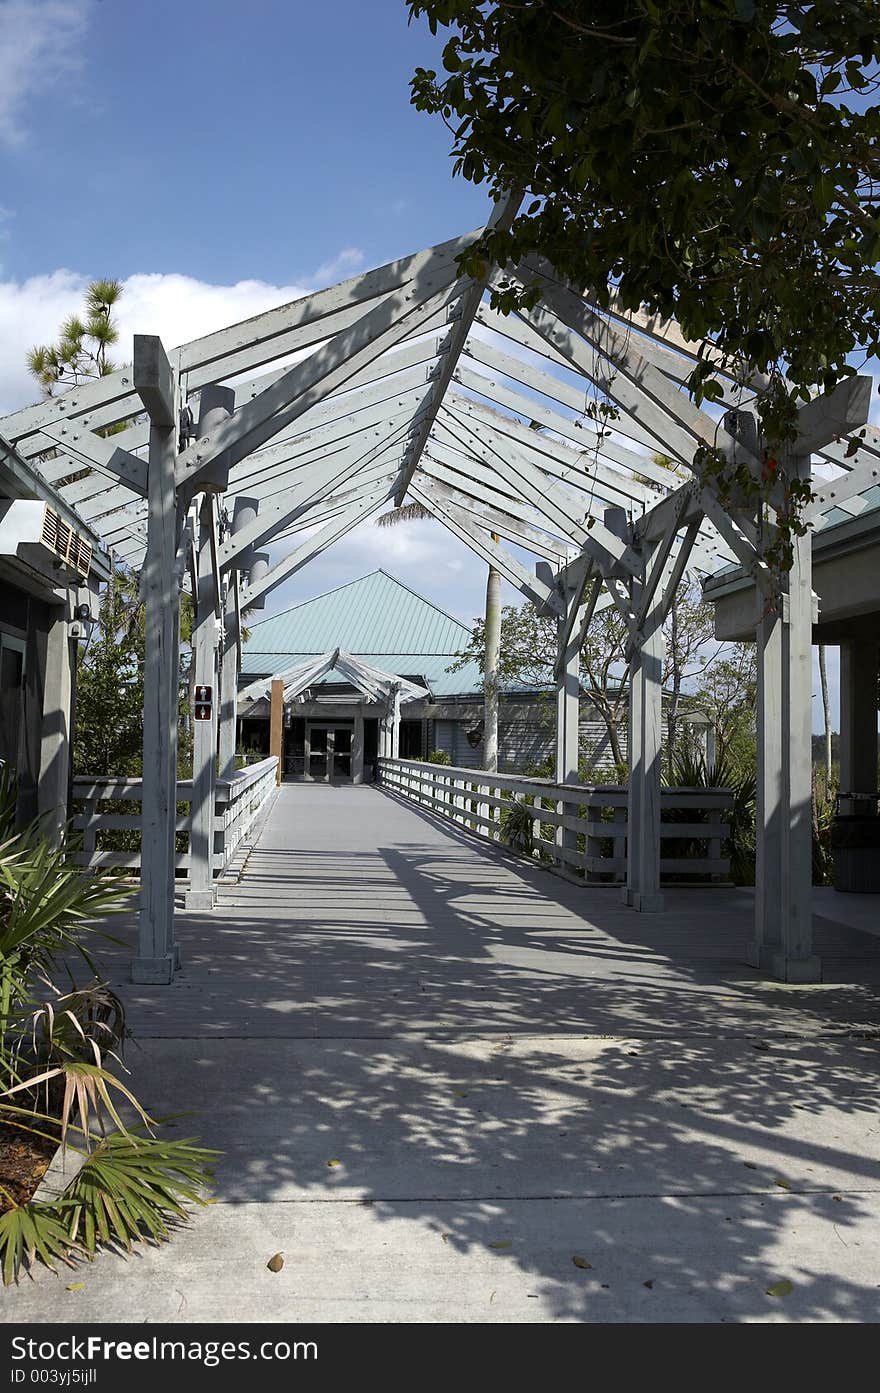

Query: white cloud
left=311, top=247, right=365, bottom=285
left=0, top=0, right=92, bottom=145
left=0, top=259, right=513, bottom=625
left=261, top=513, right=519, bottom=628
left=0, top=268, right=319, bottom=415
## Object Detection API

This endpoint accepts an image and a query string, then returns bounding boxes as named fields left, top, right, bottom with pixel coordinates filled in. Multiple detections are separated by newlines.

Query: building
left=0, top=434, right=109, bottom=828
left=237, top=570, right=626, bottom=779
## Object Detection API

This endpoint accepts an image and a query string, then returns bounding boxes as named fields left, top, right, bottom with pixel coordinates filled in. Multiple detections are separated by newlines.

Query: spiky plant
left=0, top=1122, right=217, bottom=1283
left=375, top=501, right=433, bottom=527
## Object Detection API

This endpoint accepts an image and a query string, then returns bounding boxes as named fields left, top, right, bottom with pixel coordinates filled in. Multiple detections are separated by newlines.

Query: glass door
left=332, top=727, right=352, bottom=780
left=308, top=726, right=329, bottom=780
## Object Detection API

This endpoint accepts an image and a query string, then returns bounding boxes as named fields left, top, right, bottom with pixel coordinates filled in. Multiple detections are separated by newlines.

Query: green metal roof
left=241, top=572, right=486, bottom=696
left=242, top=651, right=485, bottom=697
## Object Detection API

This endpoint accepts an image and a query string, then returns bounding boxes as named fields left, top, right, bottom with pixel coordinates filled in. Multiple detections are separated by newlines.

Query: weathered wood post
left=749, top=378, right=869, bottom=980
left=269, top=678, right=284, bottom=783
left=37, top=589, right=75, bottom=843
left=555, top=575, right=582, bottom=869
left=751, top=599, right=784, bottom=967
left=186, top=494, right=220, bottom=909
left=624, top=532, right=665, bottom=912
left=775, top=448, right=819, bottom=980
left=352, top=711, right=365, bottom=785
left=132, top=336, right=180, bottom=983
left=185, top=387, right=233, bottom=910
left=218, top=494, right=259, bottom=780
left=390, top=686, right=402, bottom=758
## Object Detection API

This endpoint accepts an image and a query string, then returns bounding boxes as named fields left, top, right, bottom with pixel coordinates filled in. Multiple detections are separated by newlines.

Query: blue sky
left=0, top=0, right=506, bottom=630
left=0, top=0, right=850, bottom=728
left=2, top=0, right=488, bottom=285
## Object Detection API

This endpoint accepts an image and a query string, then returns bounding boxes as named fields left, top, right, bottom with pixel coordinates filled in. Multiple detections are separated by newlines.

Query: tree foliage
left=410, top=2, right=880, bottom=416
left=687, top=643, right=759, bottom=771
left=27, top=281, right=122, bottom=397
left=73, top=570, right=193, bottom=779
left=450, top=579, right=722, bottom=769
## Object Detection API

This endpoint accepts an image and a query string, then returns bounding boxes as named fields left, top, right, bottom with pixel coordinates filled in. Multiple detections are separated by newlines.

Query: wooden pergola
left=1, top=197, right=874, bottom=984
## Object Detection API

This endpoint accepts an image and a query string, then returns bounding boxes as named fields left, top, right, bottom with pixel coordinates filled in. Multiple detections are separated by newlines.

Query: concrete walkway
left=5, top=784, right=880, bottom=1323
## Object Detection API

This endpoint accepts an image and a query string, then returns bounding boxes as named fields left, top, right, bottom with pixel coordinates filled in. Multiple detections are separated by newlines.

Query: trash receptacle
left=831, top=793, right=880, bottom=893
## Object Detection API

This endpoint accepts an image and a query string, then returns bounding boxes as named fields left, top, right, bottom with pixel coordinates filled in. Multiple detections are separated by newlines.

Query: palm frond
left=60, top=1132, right=218, bottom=1256
left=375, top=502, right=432, bottom=527
left=0, top=1199, right=80, bottom=1285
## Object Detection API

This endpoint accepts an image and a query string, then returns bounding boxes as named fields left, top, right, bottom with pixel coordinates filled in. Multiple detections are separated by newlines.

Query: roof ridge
left=245, top=571, right=386, bottom=630
left=370, top=568, right=471, bottom=632
left=246, top=569, right=472, bottom=634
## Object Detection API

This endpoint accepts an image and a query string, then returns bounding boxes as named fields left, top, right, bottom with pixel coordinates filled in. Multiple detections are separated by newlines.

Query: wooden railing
left=72, top=756, right=278, bottom=879
left=377, top=758, right=732, bottom=882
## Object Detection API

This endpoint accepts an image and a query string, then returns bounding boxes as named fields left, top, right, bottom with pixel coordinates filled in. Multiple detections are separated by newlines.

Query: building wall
left=430, top=704, right=626, bottom=775
left=0, top=580, right=53, bottom=822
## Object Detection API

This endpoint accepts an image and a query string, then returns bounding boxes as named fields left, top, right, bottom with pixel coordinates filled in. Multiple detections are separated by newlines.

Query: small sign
left=194, top=684, right=212, bottom=721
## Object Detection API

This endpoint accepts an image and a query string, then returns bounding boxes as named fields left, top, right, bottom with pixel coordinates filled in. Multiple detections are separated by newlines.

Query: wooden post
left=219, top=494, right=259, bottom=780
left=185, top=494, right=219, bottom=910
left=352, top=711, right=364, bottom=784
left=270, top=679, right=284, bottom=783
left=37, top=591, right=75, bottom=844
left=483, top=551, right=501, bottom=772
left=390, top=688, right=401, bottom=758
left=750, top=597, right=784, bottom=967
left=555, top=577, right=581, bottom=869
left=775, top=457, right=819, bottom=981
left=625, top=541, right=665, bottom=912
left=635, top=605, right=665, bottom=911
left=218, top=574, right=239, bottom=780
left=132, top=336, right=179, bottom=984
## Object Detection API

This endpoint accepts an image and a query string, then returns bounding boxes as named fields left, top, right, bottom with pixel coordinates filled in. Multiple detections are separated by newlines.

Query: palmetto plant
left=0, top=773, right=216, bottom=1283
left=0, top=1124, right=217, bottom=1283
left=0, top=825, right=128, bottom=1069
left=665, top=748, right=757, bottom=885
left=499, top=798, right=534, bottom=855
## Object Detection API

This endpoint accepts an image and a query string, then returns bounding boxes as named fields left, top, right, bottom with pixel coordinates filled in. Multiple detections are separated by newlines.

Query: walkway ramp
left=6, top=785, right=880, bottom=1324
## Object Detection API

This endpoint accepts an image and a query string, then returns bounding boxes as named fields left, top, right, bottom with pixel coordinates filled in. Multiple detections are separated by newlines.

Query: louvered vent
left=41, top=506, right=92, bottom=577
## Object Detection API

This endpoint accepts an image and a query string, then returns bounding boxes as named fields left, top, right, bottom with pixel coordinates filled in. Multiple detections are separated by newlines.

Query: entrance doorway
left=307, top=724, right=353, bottom=782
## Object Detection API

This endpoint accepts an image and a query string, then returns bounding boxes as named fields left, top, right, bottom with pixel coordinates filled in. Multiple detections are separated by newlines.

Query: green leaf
left=766, top=1279, right=794, bottom=1297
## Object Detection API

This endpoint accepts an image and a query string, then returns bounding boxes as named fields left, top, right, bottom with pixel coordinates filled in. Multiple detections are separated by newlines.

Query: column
left=624, top=542, right=665, bottom=912
left=133, top=337, right=179, bottom=984
left=217, top=576, right=239, bottom=781
left=555, top=578, right=581, bottom=867
left=774, top=455, right=820, bottom=981
left=185, top=494, right=219, bottom=910
left=37, top=592, right=74, bottom=843
left=483, top=556, right=501, bottom=772
left=352, top=711, right=364, bottom=785
left=749, top=597, right=783, bottom=968
left=269, top=678, right=284, bottom=782
left=623, top=632, right=644, bottom=906
left=390, top=687, right=401, bottom=759
left=635, top=606, right=665, bottom=911
left=218, top=495, right=259, bottom=780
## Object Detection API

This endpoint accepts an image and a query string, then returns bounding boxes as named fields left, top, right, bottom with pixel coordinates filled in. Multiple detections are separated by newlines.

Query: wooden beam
left=410, top=477, right=564, bottom=613
left=795, top=377, right=872, bottom=455
left=392, top=189, right=522, bottom=505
